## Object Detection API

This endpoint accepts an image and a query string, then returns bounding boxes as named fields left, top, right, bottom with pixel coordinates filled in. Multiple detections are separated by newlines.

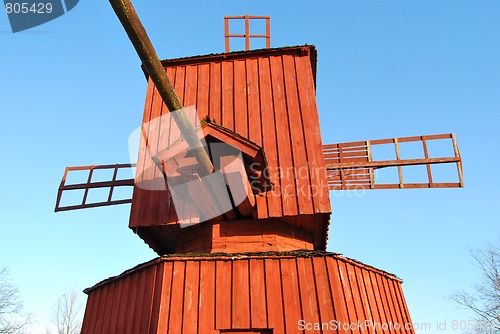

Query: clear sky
left=1, top=1, right=499, bottom=333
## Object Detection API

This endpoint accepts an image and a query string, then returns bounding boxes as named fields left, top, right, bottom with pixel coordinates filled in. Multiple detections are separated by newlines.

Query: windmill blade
left=323, top=133, right=464, bottom=190
left=55, top=163, right=136, bottom=212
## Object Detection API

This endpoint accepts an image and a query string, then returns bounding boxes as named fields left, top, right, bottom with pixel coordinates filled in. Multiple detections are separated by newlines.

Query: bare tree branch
left=0, top=267, right=32, bottom=334
left=450, top=242, right=500, bottom=333
left=51, top=288, right=82, bottom=334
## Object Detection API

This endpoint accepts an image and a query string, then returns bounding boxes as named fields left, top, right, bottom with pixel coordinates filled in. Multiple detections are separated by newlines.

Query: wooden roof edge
left=140, top=45, right=318, bottom=87
left=84, top=250, right=402, bottom=294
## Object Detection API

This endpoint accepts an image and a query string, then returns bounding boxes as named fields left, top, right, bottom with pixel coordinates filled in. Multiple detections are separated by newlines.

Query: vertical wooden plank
left=175, top=65, right=187, bottom=106
left=198, top=261, right=217, bottom=334
left=246, top=58, right=262, bottom=145
left=249, top=259, right=267, bottom=328
left=183, top=261, right=200, bottom=334
left=370, top=271, right=389, bottom=331
left=157, top=262, right=174, bottom=334
left=197, top=63, right=210, bottom=120
left=394, top=138, right=404, bottom=189
left=149, top=262, right=166, bottom=334
left=385, top=280, right=404, bottom=333
left=451, top=133, right=464, bottom=187
left=129, top=78, right=155, bottom=228
left=93, top=286, right=109, bottom=334
left=215, top=260, right=232, bottom=329
left=232, top=260, right=251, bottom=329
left=100, top=284, right=116, bottom=334
left=131, top=268, right=149, bottom=334
left=184, top=65, right=199, bottom=116
left=246, top=57, right=267, bottom=217
left=280, top=258, right=303, bottom=334
left=394, top=282, right=415, bottom=333
left=141, top=84, right=166, bottom=227
left=381, top=276, right=400, bottom=333
left=311, top=257, right=336, bottom=327
left=353, top=267, right=372, bottom=324
left=233, top=59, right=248, bottom=139
left=360, top=269, right=382, bottom=333
left=209, top=62, right=222, bottom=124
left=421, top=136, right=434, bottom=187
left=269, top=55, right=299, bottom=217
left=338, top=261, right=361, bottom=334
left=347, top=264, right=366, bottom=323
left=156, top=67, right=177, bottom=225
left=168, top=261, right=186, bottom=333
left=123, top=273, right=140, bottom=334
left=370, top=272, right=391, bottom=330
left=296, top=257, right=320, bottom=333
left=282, top=55, right=313, bottom=215
left=325, top=257, right=350, bottom=334
left=137, top=266, right=157, bottom=333
left=115, top=275, right=132, bottom=334
left=82, top=290, right=100, bottom=334
left=295, top=54, right=331, bottom=213
left=367, top=140, right=375, bottom=189
left=264, top=258, right=285, bottom=334
left=221, top=61, right=235, bottom=131
left=257, top=57, right=280, bottom=218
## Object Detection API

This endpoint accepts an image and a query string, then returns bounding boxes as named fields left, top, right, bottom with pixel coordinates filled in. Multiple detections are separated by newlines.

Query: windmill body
left=56, top=15, right=463, bottom=334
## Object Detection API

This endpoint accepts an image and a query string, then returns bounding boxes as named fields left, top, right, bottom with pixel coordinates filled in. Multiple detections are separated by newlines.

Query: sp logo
left=4, top=0, right=79, bottom=33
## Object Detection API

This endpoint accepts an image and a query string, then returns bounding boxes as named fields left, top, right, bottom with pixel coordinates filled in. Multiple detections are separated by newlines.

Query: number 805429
left=5, top=2, right=53, bottom=14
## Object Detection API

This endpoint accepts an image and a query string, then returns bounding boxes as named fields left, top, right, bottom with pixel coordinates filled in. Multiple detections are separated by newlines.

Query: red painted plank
left=257, top=57, right=282, bottom=218
left=296, top=257, right=320, bottom=333
left=249, top=259, right=267, bottom=328
left=295, top=54, right=331, bottom=214
left=370, top=271, right=389, bottom=330
left=129, top=78, right=155, bottom=228
left=149, top=262, right=166, bottom=334
left=82, top=289, right=100, bottom=334
left=311, top=257, right=336, bottom=327
left=209, top=62, right=222, bottom=125
left=264, top=258, right=285, bottom=334
left=325, top=257, right=349, bottom=333
left=280, top=258, right=303, bottom=333
left=169, top=261, right=186, bottom=333
left=106, top=278, right=123, bottom=334
left=347, top=264, right=367, bottom=324
left=122, top=273, right=139, bottom=334
left=282, top=55, right=313, bottom=215
left=215, top=260, right=232, bottom=329
left=232, top=260, right=251, bottom=329
left=97, top=286, right=116, bottom=333
left=137, top=266, right=157, bottom=333
left=156, top=262, right=174, bottom=333
left=221, top=61, right=234, bottom=131
left=183, top=261, right=200, bottom=334
left=197, top=63, right=210, bottom=120
left=338, top=261, right=360, bottom=334
left=233, top=59, right=248, bottom=139
left=360, top=268, right=382, bottom=333
left=198, top=261, right=217, bottom=334
left=269, top=55, right=299, bottom=216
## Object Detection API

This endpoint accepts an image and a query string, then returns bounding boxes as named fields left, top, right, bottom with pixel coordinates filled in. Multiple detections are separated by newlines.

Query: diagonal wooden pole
left=109, top=0, right=214, bottom=176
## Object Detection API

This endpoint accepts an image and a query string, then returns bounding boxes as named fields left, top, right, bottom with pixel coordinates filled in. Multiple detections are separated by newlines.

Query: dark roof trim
left=84, top=250, right=401, bottom=294
left=140, top=45, right=318, bottom=87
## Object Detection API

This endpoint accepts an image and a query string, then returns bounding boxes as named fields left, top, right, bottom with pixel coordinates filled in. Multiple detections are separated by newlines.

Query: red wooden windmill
left=55, top=3, right=463, bottom=333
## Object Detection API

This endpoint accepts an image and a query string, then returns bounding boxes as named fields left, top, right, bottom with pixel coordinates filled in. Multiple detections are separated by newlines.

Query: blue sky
left=1, top=1, right=499, bottom=333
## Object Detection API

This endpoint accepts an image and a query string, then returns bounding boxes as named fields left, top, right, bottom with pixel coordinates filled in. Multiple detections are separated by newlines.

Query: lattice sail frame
left=55, top=164, right=135, bottom=211
left=323, top=133, right=463, bottom=190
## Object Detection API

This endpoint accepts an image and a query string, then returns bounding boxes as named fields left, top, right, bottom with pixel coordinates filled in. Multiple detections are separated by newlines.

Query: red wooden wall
left=129, top=46, right=331, bottom=253
left=81, top=253, right=415, bottom=334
